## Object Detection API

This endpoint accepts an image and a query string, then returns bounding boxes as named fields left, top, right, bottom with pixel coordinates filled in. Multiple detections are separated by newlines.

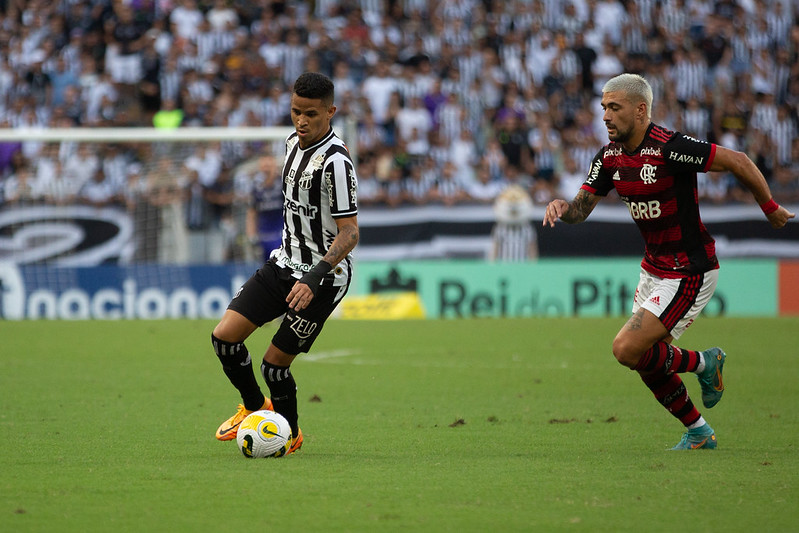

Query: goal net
left=0, top=126, right=296, bottom=266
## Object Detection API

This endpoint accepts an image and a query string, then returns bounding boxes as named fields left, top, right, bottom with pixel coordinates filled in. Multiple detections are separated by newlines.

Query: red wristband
left=760, top=199, right=779, bottom=215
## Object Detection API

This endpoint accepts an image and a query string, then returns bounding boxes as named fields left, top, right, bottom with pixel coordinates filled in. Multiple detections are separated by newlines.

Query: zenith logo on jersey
left=285, top=198, right=318, bottom=218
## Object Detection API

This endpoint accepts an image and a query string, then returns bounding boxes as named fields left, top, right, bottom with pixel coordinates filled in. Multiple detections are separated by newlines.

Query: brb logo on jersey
left=626, top=200, right=662, bottom=220
left=640, top=163, right=657, bottom=184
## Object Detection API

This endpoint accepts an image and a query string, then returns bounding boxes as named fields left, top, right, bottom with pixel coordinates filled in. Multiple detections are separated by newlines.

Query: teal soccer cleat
left=671, top=423, right=717, bottom=450
left=698, top=347, right=726, bottom=408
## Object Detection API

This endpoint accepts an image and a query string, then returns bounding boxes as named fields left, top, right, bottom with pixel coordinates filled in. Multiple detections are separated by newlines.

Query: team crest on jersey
left=640, top=164, right=657, bottom=184
left=299, top=169, right=314, bottom=190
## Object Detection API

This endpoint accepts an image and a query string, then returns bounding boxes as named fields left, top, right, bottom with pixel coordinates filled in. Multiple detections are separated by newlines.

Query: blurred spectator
left=361, top=60, right=398, bottom=131
left=245, top=155, right=283, bottom=262
left=557, top=155, right=585, bottom=200
left=495, top=112, right=532, bottom=174
left=431, top=161, right=470, bottom=206
left=0, top=120, right=22, bottom=177
left=63, top=143, right=99, bottom=191
left=490, top=185, right=538, bottom=262
left=48, top=56, right=78, bottom=108
left=79, top=166, right=121, bottom=207
left=170, top=0, right=204, bottom=41
left=528, top=114, right=561, bottom=201
left=771, top=149, right=799, bottom=205
left=207, top=0, right=239, bottom=32
left=468, top=158, right=504, bottom=204
left=353, top=155, right=385, bottom=206
left=402, top=162, right=436, bottom=206
left=395, top=94, right=433, bottom=145
left=698, top=171, right=735, bottom=204
left=0, top=0, right=795, bottom=264
left=103, top=3, right=149, bottom=85
left=4, top=166, right=38, bottom=206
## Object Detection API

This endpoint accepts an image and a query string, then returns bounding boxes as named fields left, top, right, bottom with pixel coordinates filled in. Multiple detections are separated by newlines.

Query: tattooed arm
left=323, top=215, right=360, bottom=266
left=287, top=215, right=359, bottom=311
left=542, top=189, right=602, bottom=227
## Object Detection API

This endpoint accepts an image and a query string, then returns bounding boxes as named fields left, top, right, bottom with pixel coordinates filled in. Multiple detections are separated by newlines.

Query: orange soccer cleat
left=286, top=428, right=304, bottom=455
left=215, top=397, right=274, bottom=441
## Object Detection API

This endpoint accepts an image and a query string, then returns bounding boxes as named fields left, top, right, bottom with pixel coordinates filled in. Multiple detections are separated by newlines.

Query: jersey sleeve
left=580, top=147, right=614, bottom=196
left=324, top=156, right=358, bottom=218
left=664, top=133, right=717, bottom=173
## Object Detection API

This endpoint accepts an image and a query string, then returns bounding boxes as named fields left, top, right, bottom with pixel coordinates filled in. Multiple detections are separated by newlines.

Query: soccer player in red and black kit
left=543, top=73, right=794, bottom=450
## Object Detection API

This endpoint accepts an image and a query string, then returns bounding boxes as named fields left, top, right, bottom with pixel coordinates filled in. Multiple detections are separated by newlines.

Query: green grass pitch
left=1, top=317, right=797, bottom=532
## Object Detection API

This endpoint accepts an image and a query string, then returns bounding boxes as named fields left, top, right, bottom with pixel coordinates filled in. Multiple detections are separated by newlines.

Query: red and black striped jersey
left=581, top=123, right=719, bottom=278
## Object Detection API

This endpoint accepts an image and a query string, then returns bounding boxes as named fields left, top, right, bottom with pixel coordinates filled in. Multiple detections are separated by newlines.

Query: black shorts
left=228, top=260, right=349, bottom=355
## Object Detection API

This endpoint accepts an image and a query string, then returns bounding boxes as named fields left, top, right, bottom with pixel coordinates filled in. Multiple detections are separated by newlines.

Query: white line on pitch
left=303, top=349, right=360, bottom=362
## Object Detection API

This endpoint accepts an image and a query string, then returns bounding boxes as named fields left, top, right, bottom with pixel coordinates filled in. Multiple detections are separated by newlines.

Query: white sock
left=695, top=352, right=706, bottom=374
left=688, top=417, right=706, bottom=430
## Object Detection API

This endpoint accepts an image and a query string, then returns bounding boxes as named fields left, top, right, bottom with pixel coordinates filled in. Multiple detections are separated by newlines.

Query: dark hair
left=292, top=72, right=335, bottom=105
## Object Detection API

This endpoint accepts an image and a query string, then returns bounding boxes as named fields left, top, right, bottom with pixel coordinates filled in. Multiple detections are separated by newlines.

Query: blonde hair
left=603, top=73, right=653, bottom=119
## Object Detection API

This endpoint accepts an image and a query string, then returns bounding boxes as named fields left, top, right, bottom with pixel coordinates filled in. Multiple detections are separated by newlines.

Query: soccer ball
left=236, top=410, right=292, bottom=458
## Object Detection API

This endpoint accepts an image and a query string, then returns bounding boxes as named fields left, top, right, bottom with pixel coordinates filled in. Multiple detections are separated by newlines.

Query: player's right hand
left=767, top=206, right=796, bottom=229
left=542, top=199, right=570, bottom=227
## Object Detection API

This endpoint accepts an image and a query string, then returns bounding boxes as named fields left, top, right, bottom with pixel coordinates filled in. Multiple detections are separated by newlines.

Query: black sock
left=211, top=333, right=264, bottom=411
left=261, top=360, right=299, bottom=437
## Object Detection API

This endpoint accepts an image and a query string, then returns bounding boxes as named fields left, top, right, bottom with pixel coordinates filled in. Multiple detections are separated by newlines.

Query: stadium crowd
left=1, top=0, right=798, bottom=261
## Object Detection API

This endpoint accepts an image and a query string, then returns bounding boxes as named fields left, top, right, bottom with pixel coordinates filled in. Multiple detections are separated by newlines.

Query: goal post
left=0, top=126, right=315, bottom=266
left=0, top=126, right=295, bottom=143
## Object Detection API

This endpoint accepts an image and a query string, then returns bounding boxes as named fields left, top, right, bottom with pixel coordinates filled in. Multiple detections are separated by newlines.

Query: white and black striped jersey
left=492, top=222, right=537, bottom=262
left=273, top=128, right=358, bottom=287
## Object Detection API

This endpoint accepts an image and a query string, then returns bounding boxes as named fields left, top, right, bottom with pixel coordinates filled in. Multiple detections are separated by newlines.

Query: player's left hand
left=542, top=199, right=569, bottom=227
left=767, top=206, right=796, bottom=229
left=287, top=281, right=315, bottom=311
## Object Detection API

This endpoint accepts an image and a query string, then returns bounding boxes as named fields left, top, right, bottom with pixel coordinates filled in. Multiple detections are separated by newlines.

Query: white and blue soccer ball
left=236, top=410, right=292, bottom=458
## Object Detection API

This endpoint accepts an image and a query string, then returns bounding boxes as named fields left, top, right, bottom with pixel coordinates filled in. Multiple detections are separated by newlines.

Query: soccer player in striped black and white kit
left=211, top=73, right=359, bottom=454
left=544, top=73, right=794, bottom=450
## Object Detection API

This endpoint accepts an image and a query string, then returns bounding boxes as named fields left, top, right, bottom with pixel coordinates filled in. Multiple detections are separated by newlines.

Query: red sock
left=639, top=371, right=701, bottom=426
left=634, top=341, right=701, bottom=374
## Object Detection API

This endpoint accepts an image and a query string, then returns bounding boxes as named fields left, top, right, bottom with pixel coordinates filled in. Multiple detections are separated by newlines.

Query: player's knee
left=611, top=337, right=639, bottom=369
left=211, top=324, right=230, bottom=343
